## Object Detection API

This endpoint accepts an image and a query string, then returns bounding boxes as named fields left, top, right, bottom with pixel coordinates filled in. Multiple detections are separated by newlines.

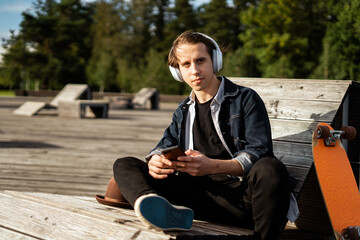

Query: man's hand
left=149, top=149, right=244, bottom=178
left=174, top=149, right=244, bottom=177
left=148, top=154, right=174, bottom=179
left=173, top=149, right=215, bottom=176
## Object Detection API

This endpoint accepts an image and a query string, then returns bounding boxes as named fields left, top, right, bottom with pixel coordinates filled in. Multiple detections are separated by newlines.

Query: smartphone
left=161, top=146, right=186, bottom=161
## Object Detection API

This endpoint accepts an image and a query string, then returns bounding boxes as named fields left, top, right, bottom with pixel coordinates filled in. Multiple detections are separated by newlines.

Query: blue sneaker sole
left=136, top=195, right=193, bottom=231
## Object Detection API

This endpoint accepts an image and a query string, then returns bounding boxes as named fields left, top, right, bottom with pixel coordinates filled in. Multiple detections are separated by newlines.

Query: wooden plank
left=229, top=77, right=350, bottom=102
left=0, top=163, right=111, bottom=177
left=5, top=191, right=138, bottom=223
left=0, top=181, right=109, bottom=196
left=273, top=141, right=313, bottom=167
left=1, top=191, right=253, bottom=239
left=270, top=119, right=321, bottom=143
left=13, top=101, right=47, bottom=116
left=1, top=113, right=170, bottom=141
left=263, top=98, right=340, bottom=121
left=11, top=191, right=253, bottom=237
left=0, top=225, right=40, bottom=240
left=49, top=84, right=90, bottom=107
left=0, top=192, right=170, bottom=240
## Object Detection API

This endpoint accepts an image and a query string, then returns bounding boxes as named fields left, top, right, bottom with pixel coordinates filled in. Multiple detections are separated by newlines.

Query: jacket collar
left=215, top=76, right=239, bottom=104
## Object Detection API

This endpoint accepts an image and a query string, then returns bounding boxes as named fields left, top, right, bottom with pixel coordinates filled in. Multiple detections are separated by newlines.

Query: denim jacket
left=147, top=76, right=274, bottom=175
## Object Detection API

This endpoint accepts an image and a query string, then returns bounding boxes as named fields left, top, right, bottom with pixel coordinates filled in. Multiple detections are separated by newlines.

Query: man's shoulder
left=173, top=97, right=191, bottom=114
left=223, top=77, right=259, bottom=97
left=178, top=96, right=191, bottom=106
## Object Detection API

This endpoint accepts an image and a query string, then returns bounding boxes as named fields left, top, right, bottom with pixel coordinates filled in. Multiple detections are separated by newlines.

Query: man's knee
left=113, top=156, right=145, bottom=174
left=248, top=157, right=289, bottom=187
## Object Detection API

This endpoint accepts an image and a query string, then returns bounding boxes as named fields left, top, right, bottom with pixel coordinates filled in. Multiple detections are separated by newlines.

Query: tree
left=2, top=0, right=95, bottom=90
left=222, top=47, right=261, bottom=77
left=1, top=31, right=24, bottom=89
left=125, top=0, right=154, bottom=64
left=142, top=48, right=185, bottom=94
left=198, top=0, right=241, bottom=50
left=239, top=0, right=327, bottom=78
left=163, top=0, right=199, bottom=48
left=151, top=0, right=170, bottom=51
left=312, top=0, right=360, bottom=81
left=86, top=0, right=127, bottom=92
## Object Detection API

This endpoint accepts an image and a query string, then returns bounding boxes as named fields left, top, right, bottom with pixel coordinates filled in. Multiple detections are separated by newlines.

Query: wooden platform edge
left=0, top=191, right=254, bottom=240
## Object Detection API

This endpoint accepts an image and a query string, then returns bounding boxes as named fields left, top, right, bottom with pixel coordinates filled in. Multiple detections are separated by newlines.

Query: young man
left=113, top=31, right=298, bottom=240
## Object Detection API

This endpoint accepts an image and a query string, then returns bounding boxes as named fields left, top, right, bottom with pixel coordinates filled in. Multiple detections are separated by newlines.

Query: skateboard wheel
left=340, top=126, right=357, bottom=140
left=315, top=125, right=330, bottom=139
left=341, top=226, right=360, bottom=240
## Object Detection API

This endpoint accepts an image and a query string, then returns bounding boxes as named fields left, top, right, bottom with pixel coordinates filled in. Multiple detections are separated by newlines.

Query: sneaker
left=134, top=193, right=194, bottom=231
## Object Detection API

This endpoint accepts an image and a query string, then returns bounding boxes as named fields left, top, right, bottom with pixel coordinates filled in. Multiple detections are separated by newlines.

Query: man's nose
left=191, top=63, right=200, bottom=74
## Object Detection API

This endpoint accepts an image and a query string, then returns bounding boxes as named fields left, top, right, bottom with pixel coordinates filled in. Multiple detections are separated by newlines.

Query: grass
left=0, top=90, right=15, bottom=96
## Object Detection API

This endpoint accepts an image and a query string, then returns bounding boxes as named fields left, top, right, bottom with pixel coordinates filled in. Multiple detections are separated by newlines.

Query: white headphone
left=169, top=32, right=223, bottom=82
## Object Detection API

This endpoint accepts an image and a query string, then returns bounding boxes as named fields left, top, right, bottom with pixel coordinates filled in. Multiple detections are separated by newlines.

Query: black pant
left=113, top=156, right=290, bottom=240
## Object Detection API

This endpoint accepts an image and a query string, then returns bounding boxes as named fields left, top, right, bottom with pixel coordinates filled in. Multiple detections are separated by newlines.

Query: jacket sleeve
left=234, top=89, right=274, bottom=174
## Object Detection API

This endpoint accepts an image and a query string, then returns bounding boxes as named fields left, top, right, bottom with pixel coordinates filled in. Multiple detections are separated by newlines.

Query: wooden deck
left=0, top=96, right=330, bottom=239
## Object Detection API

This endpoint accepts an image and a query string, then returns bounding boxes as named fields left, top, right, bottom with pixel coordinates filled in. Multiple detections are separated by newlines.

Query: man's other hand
left=148, top=154, right=174, bottom=179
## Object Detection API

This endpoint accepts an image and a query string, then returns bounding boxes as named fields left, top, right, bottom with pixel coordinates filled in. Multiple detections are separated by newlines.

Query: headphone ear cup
left=212, top=49, right=223, bottom=73
left=169, top=66, right=183, bottom=82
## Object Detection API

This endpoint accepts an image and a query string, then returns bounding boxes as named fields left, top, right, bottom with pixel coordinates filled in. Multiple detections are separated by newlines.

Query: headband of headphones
left=169, top=32, right=223, bottom=82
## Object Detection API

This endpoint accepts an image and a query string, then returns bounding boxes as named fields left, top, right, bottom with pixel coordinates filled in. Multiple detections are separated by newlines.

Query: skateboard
left=312, top=123, right=360, bottom=239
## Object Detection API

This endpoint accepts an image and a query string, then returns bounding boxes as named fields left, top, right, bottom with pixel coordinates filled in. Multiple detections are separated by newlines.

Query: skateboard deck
left=312, top=123, right=360, bottom=237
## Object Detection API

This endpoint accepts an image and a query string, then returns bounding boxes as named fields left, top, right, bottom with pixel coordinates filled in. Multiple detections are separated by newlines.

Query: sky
left=0, top=0, right=210, bottom=63
left=0, top=0, right=33, bottom=61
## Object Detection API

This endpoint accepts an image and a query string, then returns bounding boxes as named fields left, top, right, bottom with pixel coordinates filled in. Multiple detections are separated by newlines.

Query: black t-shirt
left=193, top=97, right=232, bottom=160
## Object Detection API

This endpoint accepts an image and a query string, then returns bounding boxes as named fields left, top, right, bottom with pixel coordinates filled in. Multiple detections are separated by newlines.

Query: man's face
left=176, top=43, right=217, bottom=93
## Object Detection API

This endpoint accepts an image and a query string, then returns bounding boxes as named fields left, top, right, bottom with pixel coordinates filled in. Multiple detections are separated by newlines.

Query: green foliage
left=2, top=0, right=360, bottom=94
left=239, top=0, right=327, bottom=78
left=116, top=48, right=188, bottom=95
left=141, top=49, right=187, bottom=95
left=163, top=0, right=199, bottom=48
left=1, top=31, right=24, bottom=89
left=198, top=0, right=240, bottom=50
left=86, top=0, right=126, bottom=91
left=2, top=0, right=94, bottom=90
left=311, top=0, right=360, bottom=81
left=0, top=90, right=15, bottom=96
left=222, top=48, right=261, bottom=77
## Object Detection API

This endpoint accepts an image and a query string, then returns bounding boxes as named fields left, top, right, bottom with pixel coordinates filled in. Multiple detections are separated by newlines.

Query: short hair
left=168, top=31, right=217, bottom=68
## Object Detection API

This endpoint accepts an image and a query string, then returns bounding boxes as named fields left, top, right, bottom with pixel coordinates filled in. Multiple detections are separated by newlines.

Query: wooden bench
left=13, top=84, right=91, bottom=116
left=104, top=88, right=160, bottom=110
left=229, top=77, right=360, bottom=235
left=128, top=88, right=159, bottom=110
left=58, top=100, right=110, bottom=118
